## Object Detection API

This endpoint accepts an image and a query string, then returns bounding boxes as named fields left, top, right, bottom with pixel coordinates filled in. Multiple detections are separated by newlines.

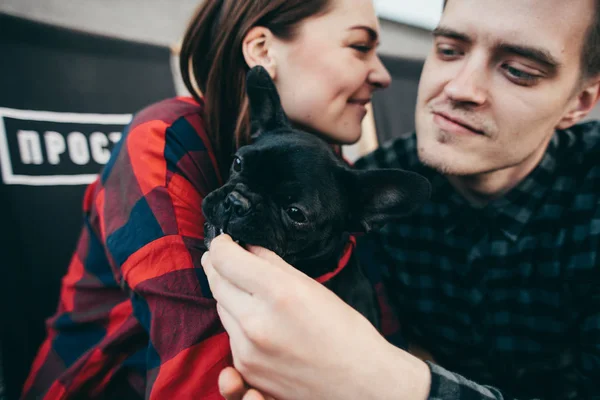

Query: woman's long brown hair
left=179, top=0, right=331, bottom=177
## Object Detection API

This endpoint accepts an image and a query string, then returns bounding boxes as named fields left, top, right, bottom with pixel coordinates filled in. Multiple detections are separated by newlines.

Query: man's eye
left=232, top=156, right=242, bottom=172
left=286, top=207, right=307, bottom=223
left=502, top=64, right=541, bottom=86
left=436, top=45, right=462, bottom=59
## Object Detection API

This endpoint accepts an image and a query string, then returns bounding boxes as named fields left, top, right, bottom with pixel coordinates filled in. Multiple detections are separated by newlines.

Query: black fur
left=202, top=66, right=430, bottom=327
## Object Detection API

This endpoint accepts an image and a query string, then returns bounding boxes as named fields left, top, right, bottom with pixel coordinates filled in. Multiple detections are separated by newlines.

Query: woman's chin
left=327, top=124, right=363, bottom=145
left=338, top=129, right=363, bottom=145
left=293, top=120, right=362, bottom=145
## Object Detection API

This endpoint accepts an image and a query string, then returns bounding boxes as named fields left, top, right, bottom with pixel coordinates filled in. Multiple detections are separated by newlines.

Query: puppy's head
left=202, top=66, right=430, bottom=275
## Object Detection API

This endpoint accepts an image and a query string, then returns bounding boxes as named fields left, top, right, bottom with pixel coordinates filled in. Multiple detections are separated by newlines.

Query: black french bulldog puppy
left=202, top=66, right=430, bottom=328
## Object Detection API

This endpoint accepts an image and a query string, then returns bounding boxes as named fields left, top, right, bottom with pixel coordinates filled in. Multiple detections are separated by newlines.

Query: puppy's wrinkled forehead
left=239, top=133, right=341, bottom=177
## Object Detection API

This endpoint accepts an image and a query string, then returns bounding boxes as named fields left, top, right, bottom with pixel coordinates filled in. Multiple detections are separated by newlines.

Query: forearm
left=359, top=339, right=514, bottom=400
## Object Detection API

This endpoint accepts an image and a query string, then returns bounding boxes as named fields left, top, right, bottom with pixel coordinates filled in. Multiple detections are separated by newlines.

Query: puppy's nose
left=224, top=191, right=251, bottom=217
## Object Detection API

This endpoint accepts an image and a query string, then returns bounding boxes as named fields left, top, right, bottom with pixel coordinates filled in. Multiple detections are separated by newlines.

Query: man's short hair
left=583, top=0, right=600, bottom=79
left=442, top=0, right=600, bottom=79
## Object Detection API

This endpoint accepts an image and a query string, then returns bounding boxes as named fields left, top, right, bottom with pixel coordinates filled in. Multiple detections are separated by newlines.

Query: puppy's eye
left=286, top=207, right=307, bottom=223
left=232, top=156, right=242, bottom=172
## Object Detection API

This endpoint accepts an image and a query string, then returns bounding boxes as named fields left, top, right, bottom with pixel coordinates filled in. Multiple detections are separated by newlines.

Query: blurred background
left=0, top=1, right=598, bottom=399
left=0, top=0, right=444, bottom=120
left=2, top=0, right=598, bottom=155
left=0, top=0, right=439, bottom=56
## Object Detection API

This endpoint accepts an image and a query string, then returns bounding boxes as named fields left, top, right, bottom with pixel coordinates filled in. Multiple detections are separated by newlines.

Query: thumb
left=243, top=389, right=274, bottom=400
left=219, top=367, right=247, bottom=400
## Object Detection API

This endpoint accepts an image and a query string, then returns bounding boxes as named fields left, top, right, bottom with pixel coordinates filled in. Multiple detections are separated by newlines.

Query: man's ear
left=242, top=26, right=277, bottom=80
left=347, top=169, right=431, bottom=233
left=556, top=77, right=600, bottom=130
left=246, top=65, right=291, bottom=136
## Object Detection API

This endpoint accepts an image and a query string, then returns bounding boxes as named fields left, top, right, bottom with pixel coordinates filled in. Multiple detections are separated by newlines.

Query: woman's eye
left=232, top=156, right=242, bottom=172
left=351, top=44, right=372, bottom=54
left=286, top=207, right=307, bottom=223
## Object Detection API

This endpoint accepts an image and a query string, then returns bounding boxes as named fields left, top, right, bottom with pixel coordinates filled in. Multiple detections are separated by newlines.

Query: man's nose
left=224, top=191, right=251, bottom=217
left=443, top=60, right=488, bottom=106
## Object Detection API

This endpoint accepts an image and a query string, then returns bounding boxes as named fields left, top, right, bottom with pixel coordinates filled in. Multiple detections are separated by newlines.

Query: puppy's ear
left=347, top=169, right=431, bottom=233
left=246, top=65, right=291, bottom=137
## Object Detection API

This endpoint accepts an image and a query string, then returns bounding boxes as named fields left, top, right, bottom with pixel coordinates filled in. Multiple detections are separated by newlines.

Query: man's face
left=415, top=0, right=595, bottom=176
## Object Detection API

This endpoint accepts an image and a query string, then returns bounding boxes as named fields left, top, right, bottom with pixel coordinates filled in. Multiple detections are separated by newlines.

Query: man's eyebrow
left=496, top=42, right=561, bottom=70
left=433, top=26, right=562, bottom=71
left=349, top=26, right=379, bottom=43
left=432, top=26, right=472, bottom=43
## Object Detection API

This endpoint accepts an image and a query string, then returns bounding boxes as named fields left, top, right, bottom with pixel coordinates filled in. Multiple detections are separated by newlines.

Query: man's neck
left=446, top=137, right=553, bottom=207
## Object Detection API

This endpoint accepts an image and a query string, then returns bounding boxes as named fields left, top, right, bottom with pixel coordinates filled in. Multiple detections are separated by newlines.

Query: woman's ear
left=242, top=26, right=277, bottom=80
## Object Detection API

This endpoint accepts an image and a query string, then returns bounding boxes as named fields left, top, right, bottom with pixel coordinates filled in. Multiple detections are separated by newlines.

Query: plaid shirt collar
left=439, top=132, right=564, bottom=242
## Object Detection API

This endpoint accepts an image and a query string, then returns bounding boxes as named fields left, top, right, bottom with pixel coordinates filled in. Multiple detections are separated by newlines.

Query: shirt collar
left=436, top=132, right=561, bottom=242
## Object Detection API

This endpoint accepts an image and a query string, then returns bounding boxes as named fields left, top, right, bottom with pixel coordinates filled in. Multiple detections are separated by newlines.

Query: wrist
left=352, top=336, right=432, bottom=400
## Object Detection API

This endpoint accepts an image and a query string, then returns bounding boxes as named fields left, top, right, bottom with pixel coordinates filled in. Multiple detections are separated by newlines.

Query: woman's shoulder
left=126, top=96, right=216, bottom=161
left=129, top=96, right=206, bottom=132
left=104, top=96, right=222, bottom=194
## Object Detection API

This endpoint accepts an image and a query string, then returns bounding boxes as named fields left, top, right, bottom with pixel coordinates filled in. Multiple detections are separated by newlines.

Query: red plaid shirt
left=21, top=97, right=401, bottom=399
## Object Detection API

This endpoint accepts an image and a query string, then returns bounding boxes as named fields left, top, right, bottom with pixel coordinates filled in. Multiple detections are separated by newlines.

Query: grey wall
left=0, top=0, right=433, bottom=99
left=0, top=0, right=199, bottom=47
left=0, top=0, right=433, bottom=56
left=378, top=18, right=433, bottom=59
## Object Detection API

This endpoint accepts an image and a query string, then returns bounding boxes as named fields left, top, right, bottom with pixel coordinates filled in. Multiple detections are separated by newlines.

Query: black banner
left=0, top=108, right=130, bottom=185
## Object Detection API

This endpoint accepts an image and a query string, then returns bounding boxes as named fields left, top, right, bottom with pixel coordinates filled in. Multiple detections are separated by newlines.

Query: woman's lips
left=348, top=98, right=370, bottom=117
left=348, top=98, right=370, bottom=106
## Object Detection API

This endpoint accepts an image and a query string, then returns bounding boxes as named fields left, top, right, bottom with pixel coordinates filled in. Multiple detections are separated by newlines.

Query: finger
left=242, top=389, right=268, bottom=400
left=202, top=252, right=257, bottom=316
left=201, top=251, right=217, bottom=283
left=209, top=235, right=286, bottom=294
left=216, top=303, right=249, bottom=349
left=219, top=367, right=248, bottom=400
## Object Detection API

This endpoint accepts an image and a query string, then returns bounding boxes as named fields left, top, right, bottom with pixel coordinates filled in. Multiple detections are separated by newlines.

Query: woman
left=21, top=0, right=392, bottom=398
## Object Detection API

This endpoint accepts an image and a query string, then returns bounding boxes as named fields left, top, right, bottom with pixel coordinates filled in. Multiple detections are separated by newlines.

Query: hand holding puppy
left=201, top=234, right=431, bottom=400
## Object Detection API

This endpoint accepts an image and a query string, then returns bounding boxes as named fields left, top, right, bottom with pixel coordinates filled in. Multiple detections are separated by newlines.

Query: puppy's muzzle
left=224, top=190, right=252, bottom=217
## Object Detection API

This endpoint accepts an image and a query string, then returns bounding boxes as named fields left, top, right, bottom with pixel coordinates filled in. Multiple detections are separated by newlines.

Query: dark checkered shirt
left=355, top=121, right=600, bottom=399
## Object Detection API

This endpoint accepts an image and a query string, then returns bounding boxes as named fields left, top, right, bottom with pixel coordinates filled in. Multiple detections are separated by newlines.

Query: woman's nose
left=369, top=56, right=392, bottom=89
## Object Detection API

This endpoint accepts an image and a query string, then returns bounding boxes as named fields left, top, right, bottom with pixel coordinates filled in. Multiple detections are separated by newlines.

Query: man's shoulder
left=354, top=132, right=421, bottom=171
left=566, top=119, right=600, bottom=149
left=554, top=121, right=600, bottom=282
left=556, top=120, right=600, bottom=177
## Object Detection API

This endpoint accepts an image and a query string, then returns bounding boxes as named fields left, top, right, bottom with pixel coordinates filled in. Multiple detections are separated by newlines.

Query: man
left=201, top=0, right=600, bottom=398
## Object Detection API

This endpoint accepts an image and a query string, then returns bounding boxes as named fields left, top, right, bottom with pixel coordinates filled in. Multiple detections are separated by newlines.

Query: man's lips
left=433, top=111, right=485, bottom=136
